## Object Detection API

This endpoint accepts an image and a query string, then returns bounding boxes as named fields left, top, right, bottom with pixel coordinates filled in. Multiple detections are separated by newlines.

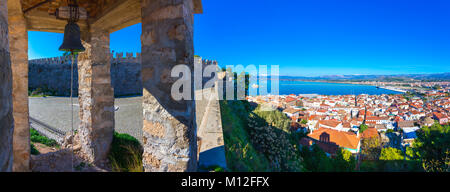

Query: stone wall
left=28, top=52, right=142, bottom=97
left=195, top=85, right=227, bottom=169
left=28, top=54, right=221, bottom=97
left=140, top=0, right=198, bottom=172
left=0, top=0, right=14, bottom=172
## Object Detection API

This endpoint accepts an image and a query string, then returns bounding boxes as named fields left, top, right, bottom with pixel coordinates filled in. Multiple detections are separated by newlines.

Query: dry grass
left=109, top=132, right=144, bottom=172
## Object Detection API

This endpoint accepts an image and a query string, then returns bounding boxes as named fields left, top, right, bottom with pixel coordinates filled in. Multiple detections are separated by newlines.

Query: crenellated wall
left=29, top=53, right=219, bottom=97
left=28, top=52, right=142, bottom=97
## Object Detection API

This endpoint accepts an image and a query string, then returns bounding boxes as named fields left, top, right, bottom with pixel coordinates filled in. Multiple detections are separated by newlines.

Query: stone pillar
left=0, top=0, right=14, bottom=172
left=7, top=0, right=30, bottom=172
left=77, top=29, right=115, bottom=163
left=141, top=0, right=197, bottom=172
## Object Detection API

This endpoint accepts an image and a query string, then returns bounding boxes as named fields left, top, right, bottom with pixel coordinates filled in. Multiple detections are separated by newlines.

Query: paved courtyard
left=29, top=96, right=143, bottom=142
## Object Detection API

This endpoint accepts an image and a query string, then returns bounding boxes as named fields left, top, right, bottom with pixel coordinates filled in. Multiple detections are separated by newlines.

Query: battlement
left=30, top=53, right=221, bottom=67
left=29, top=52, right=142, bottom=65
left=29, top=55, right=76, bottom=65
left=110, top=52, right=141, bottom=63
left=28, top=54, right=219, bottom=97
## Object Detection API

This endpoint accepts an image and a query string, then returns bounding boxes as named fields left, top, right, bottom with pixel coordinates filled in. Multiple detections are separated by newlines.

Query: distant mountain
left=270, top=72, right=450, bottom=81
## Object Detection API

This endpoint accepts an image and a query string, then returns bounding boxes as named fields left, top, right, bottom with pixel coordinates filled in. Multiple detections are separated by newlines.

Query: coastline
left=277, top=79, right=409, bottom=93
left=251, top=80, right=406, bottom=96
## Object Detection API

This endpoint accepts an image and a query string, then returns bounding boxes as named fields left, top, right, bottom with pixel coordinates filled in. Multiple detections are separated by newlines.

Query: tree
left=359, top=124, right=368, bottom=133
left=405, top=147, right=418, bottom=161
left=300, top=144, right=333, bottom=172
left=247, top=112, right=302, bottom=172
left=413, top=124, right=449, bottom=172
left=379, top=147, right=404, bottom=161
left=333, top=148, right=356, bottom=172
left=300, top=119, right=308, bottom=125
left=253, top=107, right=291, bottom=133
left=361, top=137, right=382, bottom=160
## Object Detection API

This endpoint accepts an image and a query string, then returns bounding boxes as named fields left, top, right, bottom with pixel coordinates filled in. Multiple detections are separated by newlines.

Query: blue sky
left=29, top=0, right=450, bottom=76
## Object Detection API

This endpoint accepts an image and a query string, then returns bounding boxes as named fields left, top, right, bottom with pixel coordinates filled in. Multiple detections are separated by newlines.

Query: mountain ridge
left=263, top=72, right=450, bottom=81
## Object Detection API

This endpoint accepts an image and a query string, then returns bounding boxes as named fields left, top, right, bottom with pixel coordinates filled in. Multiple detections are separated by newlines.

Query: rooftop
left=309, top=128, right=360, bottom=150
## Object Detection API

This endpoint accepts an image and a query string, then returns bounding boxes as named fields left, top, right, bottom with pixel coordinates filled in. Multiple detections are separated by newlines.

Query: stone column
left=0, top=0, right=14, bottom=172
left=141, top=0, right=197, bottom=172
left=77, top=29, right=115, bottom=163
left=7, top=0, right=30, bottom=172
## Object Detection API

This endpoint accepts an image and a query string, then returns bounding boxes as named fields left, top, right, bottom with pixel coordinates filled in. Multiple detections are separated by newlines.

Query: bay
left=249, top=81, right=403, bottom=96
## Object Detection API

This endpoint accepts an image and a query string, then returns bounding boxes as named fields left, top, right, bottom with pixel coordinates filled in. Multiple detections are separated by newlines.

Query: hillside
left=220, top=100, right=303, bottom=172
left=220, top=100, right=272, bottom=172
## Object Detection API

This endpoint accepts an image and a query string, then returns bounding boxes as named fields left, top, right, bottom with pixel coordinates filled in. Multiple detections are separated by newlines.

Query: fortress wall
left=28, top=52, right=142, bottom=96
left=29, top=54, right=219, bottom=97
left=29, top=54, right=227, bottom=169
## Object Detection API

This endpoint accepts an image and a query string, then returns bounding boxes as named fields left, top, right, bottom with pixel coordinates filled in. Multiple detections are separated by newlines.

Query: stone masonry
left=0, top=0, right=14, bottom=172
left=195, top=85, right=227, bottom=169
left=8, top=0, right=30, bottom=172
left=141, top=0, right=197, bottom=172
left=2, top=0, right=203, bottom=172
left=77, top=29, right=115, bottom=163
left=194, top=57, right=227, bottom=169
left=28, top=52, right=142, bottom=97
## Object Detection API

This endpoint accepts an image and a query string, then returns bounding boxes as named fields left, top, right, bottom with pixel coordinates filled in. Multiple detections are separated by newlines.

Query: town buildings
left=247, top=90, right=449, bottom=156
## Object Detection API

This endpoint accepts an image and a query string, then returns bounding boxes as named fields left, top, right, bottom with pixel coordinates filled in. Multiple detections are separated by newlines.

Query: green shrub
left=28, top=86, right=58, bottom=97
left=30, top=143, right=40, bottom=155
left=359, top=124, right=368, bottom=133
left=413, top=123, right=449, bottom=172
left=199, top=165, right=226, bottom=172
left=30, top=128, right=59, bottom=148
left=247, top=108, right=303, bottom=172
left=379, top=147, right=404, bottom=161
left=108, top=132, right=143, bottom=172
left=220, top=100, right=272, bottom=172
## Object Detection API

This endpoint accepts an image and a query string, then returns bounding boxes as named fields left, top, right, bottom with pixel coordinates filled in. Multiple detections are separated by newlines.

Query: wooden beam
left=25, top=9, right=88, bottom=33
left=24, top=0, right=202, bottom=33
left=91, top=0, right=202, bottom=33
left=193, top=0, right=203, bottom=14
left=89, top=0, right=141, bottom=33
left=23, top=0, right=53, bottom=14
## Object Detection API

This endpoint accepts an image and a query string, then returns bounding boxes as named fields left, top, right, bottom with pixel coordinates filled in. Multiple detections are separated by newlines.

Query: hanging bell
left=59, top=21, right=85, bottom=53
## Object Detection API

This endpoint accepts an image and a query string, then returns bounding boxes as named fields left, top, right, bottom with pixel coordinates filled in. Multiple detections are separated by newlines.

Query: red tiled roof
left=283, top=108, right=300, bottom=114
left=361, top=128, right=379, bottom=139
left=309, top=128, right=360, bottom=149
left=433, top=112, right=447, bottom=119
left=366, top=116, right=384, bottom=121
left=318, top=120, right=341, bottom=128
left=285, top=96, right=296, bottom=103
left=342, top=122, right=351, bottom=128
